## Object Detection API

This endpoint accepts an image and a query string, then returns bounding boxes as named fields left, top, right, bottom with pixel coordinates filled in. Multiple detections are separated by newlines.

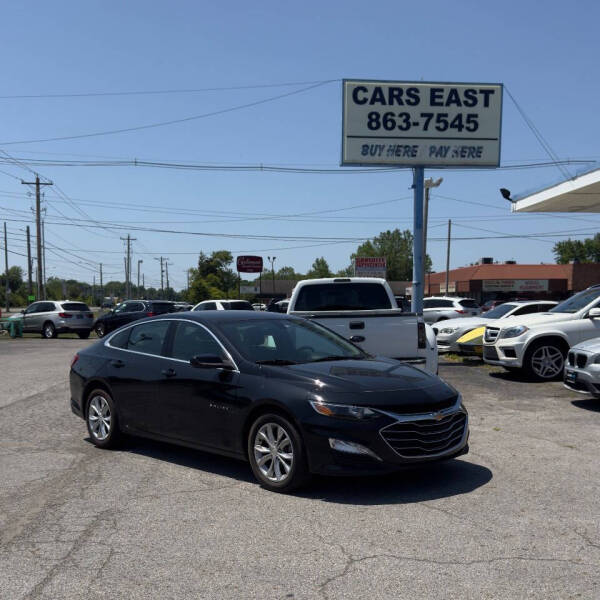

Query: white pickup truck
left=287, top=277, right=438, bottom=374
left=483, top=285, right=600, bottom=380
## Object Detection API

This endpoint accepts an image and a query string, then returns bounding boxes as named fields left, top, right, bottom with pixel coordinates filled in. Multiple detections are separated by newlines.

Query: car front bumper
left=300, top=401, right=469, bottom=476
left=482, top=340, right=526, bottom=368
left=564, top=360, right=600, bottom=397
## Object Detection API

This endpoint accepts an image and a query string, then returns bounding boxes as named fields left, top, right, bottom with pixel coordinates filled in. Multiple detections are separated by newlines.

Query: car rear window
left=423, top=299, right=454, bottom=308
left=60, top=302, right=90, bottom=312
left=223, top=301, right=254, bottom=311
left=149, top=302, right=176, bottom=314
left=294, top=283, right=391, bottom=311
left=459, top=299, right=479, bottom=308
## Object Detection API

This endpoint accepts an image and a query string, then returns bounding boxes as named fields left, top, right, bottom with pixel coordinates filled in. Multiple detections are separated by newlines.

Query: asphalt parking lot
left=1, top=339, right=599, bottom=599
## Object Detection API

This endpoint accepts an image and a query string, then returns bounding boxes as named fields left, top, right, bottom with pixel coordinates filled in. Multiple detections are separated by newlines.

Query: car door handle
left=349, top=321, right=365, bottom=330
left=110, top=359, right=125, bottom=368
left=350, top=335, right=365, bottom=343
left=161, top=368, right=177, bottom=378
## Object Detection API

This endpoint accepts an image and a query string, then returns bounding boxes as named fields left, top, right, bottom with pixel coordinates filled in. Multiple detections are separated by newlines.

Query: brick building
left=425, top=262, right=600, bottom=303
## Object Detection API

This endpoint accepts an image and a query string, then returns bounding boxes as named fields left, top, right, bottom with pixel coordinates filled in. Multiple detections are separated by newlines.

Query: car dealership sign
left=354, top=256, right=386, bottom=278
left=342, top=80, right=503, bottom=167
left=236, top=255, right=263, bottom=273
left=482, top=279, right=549, bottom=292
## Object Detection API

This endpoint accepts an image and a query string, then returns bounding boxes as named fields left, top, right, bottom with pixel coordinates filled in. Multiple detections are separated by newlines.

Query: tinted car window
left=149, top=302, right=176, bottom=314
left=224, top=301, right=254, bottom=311
left=25, top=303, right=41, bottom=314
left=125, top=302, right=145, bottom=313
left=127, top=321, right=170, bottom=355
left=197, top=302, right=217, bottom=311
left=61, top=302, right=89, bottom=311
left=294, top=283, right=391, bottom=311
left=550, top=288, right=600, bottom=313
left=220, top=318, right=363, bottom=363
left=38, top=302, right=56, bottom=312
left=108, top=328, right=130, bottom=349
left=514, top=304, right=540, bottom=316
left=459, top=299, right=479, bottom=308
left=170, top=321, right=224, bottom=361
left=538, top=303, right=555, bottom=312
left=423, top=299, right=454, bottom=308
left=483, top=303, right=516, bottom=319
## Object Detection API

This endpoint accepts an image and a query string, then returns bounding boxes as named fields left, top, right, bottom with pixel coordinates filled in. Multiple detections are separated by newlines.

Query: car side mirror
left=588, top=308, right=600, bottom=319
left=20, top=309, right=25, bottom=314
left=190, top=354, right=234, bottom=370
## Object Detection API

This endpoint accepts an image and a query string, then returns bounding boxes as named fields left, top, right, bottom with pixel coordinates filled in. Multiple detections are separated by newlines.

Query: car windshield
left=294, top=283, right=391, bottom=311
left=219, top=317, right=365, bottom=364
left=223, top=301, right=254, bottom=311
left=60, top=302, right=89, bottom=312
left=550, top=288, right=600, bottom=313
left=484, top=303, right=517, bottom=319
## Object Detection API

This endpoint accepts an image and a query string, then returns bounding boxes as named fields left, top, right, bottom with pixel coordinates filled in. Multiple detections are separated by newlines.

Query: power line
left=0, top=80, right=335, bottom=145
left=0, top=79, right=339, bottom=100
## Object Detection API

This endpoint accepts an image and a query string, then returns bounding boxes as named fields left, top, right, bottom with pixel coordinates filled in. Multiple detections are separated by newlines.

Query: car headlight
left=499, top=325, right=529, bottom=339
left=310, top=400, right=378, bottom=420
left=439, top=327, right=458, bottom=335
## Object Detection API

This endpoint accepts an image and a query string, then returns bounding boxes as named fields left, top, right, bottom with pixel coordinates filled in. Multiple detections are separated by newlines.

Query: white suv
left=423, top=296, right=481, bottom=324
left=192, top=299, right=254, bottom=311
left=483, top=285, right=600, bottom=380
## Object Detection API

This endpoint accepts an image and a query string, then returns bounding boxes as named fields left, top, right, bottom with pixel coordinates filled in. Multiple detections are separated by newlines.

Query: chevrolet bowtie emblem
left=433, top=412, right=444, bottom=421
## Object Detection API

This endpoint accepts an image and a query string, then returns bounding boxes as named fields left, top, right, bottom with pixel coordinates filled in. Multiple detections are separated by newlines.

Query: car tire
left=523, top=339, right=567, bottom=381
left=42, top=321, right=57, bottom=339
left=78, top=330, right=91, bottom=339
left=247, top=413, right=310, bottom=493
left=94, top=323, right=106, bottom=338
left=86, top=389, right=121, bottom=449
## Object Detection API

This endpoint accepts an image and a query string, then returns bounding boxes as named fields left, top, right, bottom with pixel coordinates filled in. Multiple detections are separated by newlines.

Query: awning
left=512, top=167, right=600, bottom=213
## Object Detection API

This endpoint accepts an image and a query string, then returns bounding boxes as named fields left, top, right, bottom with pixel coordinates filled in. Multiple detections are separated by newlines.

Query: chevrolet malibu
left=69, top=311, right=469, bottom=492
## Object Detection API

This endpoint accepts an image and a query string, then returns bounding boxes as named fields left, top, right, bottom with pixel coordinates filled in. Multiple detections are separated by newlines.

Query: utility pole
left=142, top=273, right=145, bottom=289
left=154, top=257, right=164, bottom=297
left=26, top=225, right=32, bottom=296
left=21, top=176, right=52, bottom=300
left=137, top=259, right=143, bottom=297
left=120, top=234, right=136, bottom=299
left=41, top=218, right=47, bottom=299
left=92, top=275, right=96, bottom=305
left=3, top=222, right=9, bottom=312
left=165, top=260, right=172, bottom=292
left=99, top=263, right=103, bottom=301
left=423, top=177, right=443, bottom=296
left=445, top=219, right=452, bottom=295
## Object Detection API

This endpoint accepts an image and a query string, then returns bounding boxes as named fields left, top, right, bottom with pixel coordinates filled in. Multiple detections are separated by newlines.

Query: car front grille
left=568, top=352, right=588, bottom=368
left=484, top=327, right=499, bottom=343
left=380, top=411, right=467, bottom=458
left=483, top=345, right=499, bottom=361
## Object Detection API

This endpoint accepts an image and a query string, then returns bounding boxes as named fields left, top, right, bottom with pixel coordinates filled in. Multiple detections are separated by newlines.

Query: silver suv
left=21, top=300, right=93, bottom=339
left=423, top=296, right=481, bottom=324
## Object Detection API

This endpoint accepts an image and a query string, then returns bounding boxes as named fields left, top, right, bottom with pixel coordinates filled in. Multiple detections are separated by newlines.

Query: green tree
left=306, top=257, right=333, bottom=279
left=554, top=234, right=600, bottom=263
left=187, top=250, right=238, bottom=303
left=351, top=229, right=432, bottom=280
left=276, top=266, right=303, bottom=280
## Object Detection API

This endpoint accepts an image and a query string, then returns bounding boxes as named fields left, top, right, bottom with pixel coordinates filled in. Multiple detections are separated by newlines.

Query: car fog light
left=328, top=438, right=382, bottom=461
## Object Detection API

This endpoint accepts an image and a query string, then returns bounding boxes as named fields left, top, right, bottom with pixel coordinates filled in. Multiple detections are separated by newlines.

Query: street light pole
left=267, top=256, right=276, bottom=294
left=423, top=177, right=443, bottom=295
left=137, top=259, right=143, bottom=297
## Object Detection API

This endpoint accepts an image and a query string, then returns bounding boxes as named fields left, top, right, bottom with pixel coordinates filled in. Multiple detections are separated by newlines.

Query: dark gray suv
left=21, top=301, right=94, bottom=339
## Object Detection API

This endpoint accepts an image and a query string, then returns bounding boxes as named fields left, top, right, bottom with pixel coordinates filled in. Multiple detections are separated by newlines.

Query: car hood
left=263, top=357, right=458, bottom=411
left=572, top=337, right=600, bottom=354
left=436, top=316, right=489, bottom=330
left=488, top=312, right=575, bottom=330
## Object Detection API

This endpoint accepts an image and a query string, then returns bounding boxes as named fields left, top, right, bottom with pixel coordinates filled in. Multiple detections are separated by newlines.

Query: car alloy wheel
left=95, top=323, right=105, bottom=338
left=530, top=345, right=564, bottom=379
left=253, top=423, right=294, bottom=483
left=248, top=413, right=309, bottom=492
left=43, top=322, right=56, bottom=339
left=88, top=395, right=112, bottom=441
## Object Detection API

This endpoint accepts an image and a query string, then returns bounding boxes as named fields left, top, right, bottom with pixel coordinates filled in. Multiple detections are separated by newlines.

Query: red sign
left=355, top=257, right=386, bottom=268
left=237, top=255, right=263, bottom=273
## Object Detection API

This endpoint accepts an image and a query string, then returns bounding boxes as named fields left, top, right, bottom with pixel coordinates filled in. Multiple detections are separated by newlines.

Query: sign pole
left=411, top=167, right=425, bottom=314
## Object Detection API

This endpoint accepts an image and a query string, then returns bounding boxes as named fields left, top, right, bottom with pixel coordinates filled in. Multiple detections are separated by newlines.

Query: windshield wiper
left=255, top=359, right=298, bottom=365
left=309, top=355, right=364, bottom=363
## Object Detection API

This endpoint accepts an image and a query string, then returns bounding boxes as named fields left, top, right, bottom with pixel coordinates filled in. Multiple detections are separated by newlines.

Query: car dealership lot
left=1, top=341, right=599, bottom=599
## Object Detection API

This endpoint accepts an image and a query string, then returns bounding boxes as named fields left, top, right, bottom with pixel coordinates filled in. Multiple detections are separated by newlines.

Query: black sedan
left=70, top=311, right=469, bottom=492
left=93, top=300, right=177, bottom=338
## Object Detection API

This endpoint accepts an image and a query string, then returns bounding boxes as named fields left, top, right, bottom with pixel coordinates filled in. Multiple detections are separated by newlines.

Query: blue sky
left=1, top=0, right=600, bottom=290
